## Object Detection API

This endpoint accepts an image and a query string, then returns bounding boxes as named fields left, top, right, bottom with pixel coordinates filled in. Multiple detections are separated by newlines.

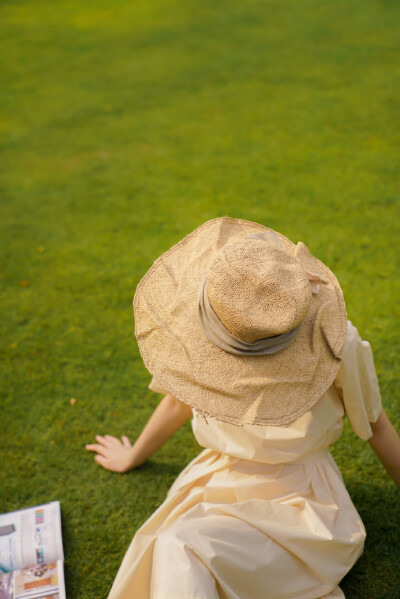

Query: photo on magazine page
left=0, top=560, right=64, bottom=599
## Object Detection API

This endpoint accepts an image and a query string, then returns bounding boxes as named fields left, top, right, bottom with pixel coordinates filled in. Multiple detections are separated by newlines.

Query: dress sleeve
left=333, top=321, right=382, bottom=440
left=148, top=376, right=169, bottom=395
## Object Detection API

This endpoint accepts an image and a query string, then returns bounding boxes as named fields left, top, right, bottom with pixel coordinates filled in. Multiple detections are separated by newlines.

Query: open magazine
left=0, top=501, right=65, bottom=599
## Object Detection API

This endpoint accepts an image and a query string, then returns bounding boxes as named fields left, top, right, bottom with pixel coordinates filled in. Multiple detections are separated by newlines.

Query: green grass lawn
left=1, top=0, right=399, bottom=597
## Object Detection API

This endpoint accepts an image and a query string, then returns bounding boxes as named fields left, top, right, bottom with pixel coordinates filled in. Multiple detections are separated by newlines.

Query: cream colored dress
left=108, top=322, right=382, bottom=599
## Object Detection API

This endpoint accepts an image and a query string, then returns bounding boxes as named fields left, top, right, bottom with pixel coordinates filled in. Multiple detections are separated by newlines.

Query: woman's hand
left=86, top=394, right=192, bottom=474
left=85, top=435, right=137, bottom=473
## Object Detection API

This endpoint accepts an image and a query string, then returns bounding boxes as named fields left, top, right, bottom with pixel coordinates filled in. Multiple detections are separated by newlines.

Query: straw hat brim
left=134, top=217, right=347, bottom=426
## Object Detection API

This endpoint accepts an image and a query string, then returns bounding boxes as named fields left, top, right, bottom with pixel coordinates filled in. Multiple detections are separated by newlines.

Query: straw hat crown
left=207, top=238, right=312, bottom=343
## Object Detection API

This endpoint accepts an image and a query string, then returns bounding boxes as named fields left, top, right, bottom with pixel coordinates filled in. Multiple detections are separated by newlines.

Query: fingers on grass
left=86, top=444, right=110, bottom=457
left=85, top=443, right=99, bottom=452
left=95, top=435, right=115, bottom=447
left=104, top=435, right=121, bottom=446
left=122, top=436, right=131, bottom=447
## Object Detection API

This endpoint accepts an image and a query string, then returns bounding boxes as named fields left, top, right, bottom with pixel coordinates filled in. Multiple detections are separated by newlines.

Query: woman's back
left=107, top=321, right=381, bottom=599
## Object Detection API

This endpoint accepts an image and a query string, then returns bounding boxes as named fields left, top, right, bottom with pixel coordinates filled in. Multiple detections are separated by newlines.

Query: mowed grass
left=1, top=0, right=399, bottom=597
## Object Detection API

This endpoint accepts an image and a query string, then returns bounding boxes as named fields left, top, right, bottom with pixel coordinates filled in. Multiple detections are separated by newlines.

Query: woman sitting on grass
left=87, top=217, right=400, bottom=599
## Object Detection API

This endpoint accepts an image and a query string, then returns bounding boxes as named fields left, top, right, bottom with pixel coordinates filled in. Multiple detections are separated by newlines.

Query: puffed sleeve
left=148, top=376, right=169, bottom=395
left=333, top=321, right=383, bottom=440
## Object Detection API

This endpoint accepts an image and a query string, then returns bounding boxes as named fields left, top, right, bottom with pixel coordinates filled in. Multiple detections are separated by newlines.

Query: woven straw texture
left=207, top=238, right=312, bottom=343
left=134, top=217, right=347, bottom=426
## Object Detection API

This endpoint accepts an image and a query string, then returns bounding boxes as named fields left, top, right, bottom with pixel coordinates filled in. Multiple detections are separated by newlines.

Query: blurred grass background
left=1, top=0, right=399, bottom=597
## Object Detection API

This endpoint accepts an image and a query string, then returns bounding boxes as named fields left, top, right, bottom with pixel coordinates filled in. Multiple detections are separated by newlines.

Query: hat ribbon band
left=197, top=275, right=302, bottom=356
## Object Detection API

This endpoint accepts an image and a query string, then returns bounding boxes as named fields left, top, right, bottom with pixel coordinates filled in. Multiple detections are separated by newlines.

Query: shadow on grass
left=341, top=481, right=400, bottom=599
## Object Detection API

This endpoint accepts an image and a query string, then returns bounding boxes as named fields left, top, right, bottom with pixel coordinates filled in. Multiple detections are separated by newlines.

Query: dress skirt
left=108, top=448, right=365, bottom=599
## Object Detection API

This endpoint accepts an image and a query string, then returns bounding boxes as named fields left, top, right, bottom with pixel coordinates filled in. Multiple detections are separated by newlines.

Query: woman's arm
left=368, top=409, right=400, bottom=488
left=86, top=394, right=193, bottom=473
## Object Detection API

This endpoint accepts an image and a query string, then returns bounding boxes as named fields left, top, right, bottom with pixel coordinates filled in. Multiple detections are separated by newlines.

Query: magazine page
left=0, top=502, right=64, bottom=573
left=0, top=559, right=65, bottom=599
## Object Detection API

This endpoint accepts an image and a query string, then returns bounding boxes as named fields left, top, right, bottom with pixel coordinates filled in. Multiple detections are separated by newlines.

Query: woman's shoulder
left=335, top=320, right=382, bottom=440
left=343, top=319, right=361, bottom=346
left=340, top=320, right=375, bottom=362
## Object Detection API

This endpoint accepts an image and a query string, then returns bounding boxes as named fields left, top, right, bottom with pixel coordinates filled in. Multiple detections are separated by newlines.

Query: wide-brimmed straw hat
left=134, top=217, right=347, bottom=426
